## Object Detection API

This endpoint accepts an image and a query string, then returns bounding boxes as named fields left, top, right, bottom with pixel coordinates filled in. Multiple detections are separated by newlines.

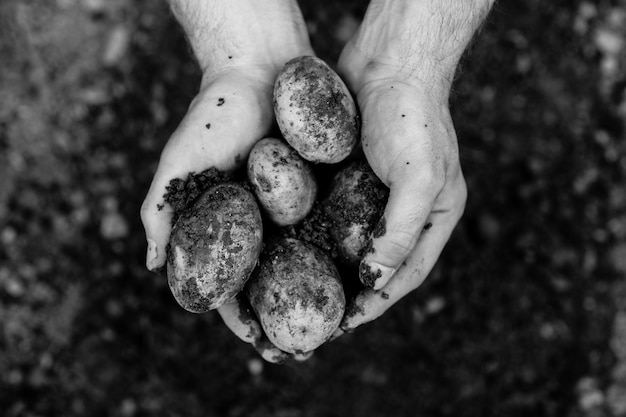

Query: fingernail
left=254, top=339, right=288, bottom=364
left=360, top=262, right=395, bottom=289
left=146, top=238, right=159, bottom=271
left=372, top=263, right=395, bottom=290
left=260, top=348, right=288, bottom=364
left=293, top=351, right=314, bottom=362
left=329, top=328, right=345, bottom=342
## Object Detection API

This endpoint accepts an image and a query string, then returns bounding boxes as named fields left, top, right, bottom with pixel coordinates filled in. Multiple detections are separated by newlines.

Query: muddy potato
left=246, top=237, right=345, bottom=354
left=247, top=137, right=317, bottom=226
left=323, top=160, right=389, bottom=266
left=167, top=182, right=263, bottom=313
left=273, top=56, right=358, bottom=164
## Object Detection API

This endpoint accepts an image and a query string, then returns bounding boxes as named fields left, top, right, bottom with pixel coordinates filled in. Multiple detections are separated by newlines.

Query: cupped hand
left=333, top=41, right=468, bottom=336
left=141, top=0, right=315, bottom=363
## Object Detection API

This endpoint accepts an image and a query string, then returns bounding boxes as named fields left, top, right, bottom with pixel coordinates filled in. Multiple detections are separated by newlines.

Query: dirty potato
left=323, top=160, right=389, bottom=266
left=247, top=137, right=317, bottom=226
left=246, top=237, right=345, bottom=354
left=167, top=182, right=263, bottom=313
left=273, top=56, right=358, bottom=164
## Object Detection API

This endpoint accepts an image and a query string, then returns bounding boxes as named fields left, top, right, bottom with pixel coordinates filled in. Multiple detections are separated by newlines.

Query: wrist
left=339, top=43, right=455, bottom=103
left=168, top=0, right=313, bottom=81
left=339, top=0, right=494, bottom=98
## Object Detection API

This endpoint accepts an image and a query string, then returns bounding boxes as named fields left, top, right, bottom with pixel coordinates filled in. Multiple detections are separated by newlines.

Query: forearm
left=167, top=0, right=312, bottom=79
left=349, top=0, right=495, bottom=94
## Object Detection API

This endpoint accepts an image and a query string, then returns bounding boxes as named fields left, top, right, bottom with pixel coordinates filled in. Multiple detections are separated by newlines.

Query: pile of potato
left=166, top=56, right=388, bottom=354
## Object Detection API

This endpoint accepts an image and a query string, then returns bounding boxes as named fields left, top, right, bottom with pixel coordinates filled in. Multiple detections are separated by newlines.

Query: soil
left=1, top=1, right=626, bottom=416
left=163, top=167, right=230, bottom=223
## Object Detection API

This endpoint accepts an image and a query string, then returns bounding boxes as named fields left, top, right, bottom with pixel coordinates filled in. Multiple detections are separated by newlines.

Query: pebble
left=100, top=211, right=128, bottom=240
left=607, top=385, right=626, bottom=416
left=103, top=25, right=131, bottom=67
left=609, top=243, right=626, bottom=275
left=594, top=28, right=623, bottom=55
left=425, top=296, right=446, bottom=315
left=247, top=358, right=264, bottom=376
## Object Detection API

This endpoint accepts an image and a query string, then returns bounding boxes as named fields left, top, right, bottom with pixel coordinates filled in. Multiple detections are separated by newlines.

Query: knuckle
left=382, top=227, right=418, bottom=256
left=448, top=176, right=468, bottom=222
left=414, top=162, right=445, bottom=196
left=139, top=199, right=153, bottom=227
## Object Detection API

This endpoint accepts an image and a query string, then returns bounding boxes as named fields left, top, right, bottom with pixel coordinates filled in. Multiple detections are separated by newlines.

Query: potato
left=323, top=160, right=389, bottom=266
left=246, top=237, right=345, bottom=354
left=167, top=182, right=263, bottom=313
left=273, top=56, right=358, bottom=164
left=247, top=137, right=317, bottom=226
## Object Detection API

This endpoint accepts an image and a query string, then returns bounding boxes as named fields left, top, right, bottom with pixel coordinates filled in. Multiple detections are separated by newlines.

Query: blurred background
left=1, top=0, right=625, bottom=416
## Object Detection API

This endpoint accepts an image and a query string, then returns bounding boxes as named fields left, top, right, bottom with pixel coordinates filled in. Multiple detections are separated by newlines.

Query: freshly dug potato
left=247, top=137, right=317, bottom=226
left=273, top=56, right=358, bottom=164
left=167, top=182, right=263, bottom=313
left=246, top=237, right=345, bottom=354
left=323, top=160, right=389, bottom=266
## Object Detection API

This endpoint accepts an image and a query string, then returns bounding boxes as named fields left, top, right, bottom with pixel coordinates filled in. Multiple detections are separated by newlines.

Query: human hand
left=140, top=0, right=314, bottom=362
left=333, top=52, right=467, bottom=336
left=331, top=0, right=494, bottom=336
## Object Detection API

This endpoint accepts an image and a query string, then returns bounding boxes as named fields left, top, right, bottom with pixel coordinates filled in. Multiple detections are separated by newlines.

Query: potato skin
left=246, top=237, right=345, bottom=354
left=247, top=137, right=317, bottom=226
left=273, top=56, right=358, bottom=164
left=323, top=160, right=389, bottom=266
left=167, top=182, right=263, bottom=313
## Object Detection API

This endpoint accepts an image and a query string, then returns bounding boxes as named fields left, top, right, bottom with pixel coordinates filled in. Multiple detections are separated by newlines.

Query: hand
left=334, top=48, right=467, bottom=336
left=331, top=0, right=495, bottom=336
left=140, top=0, right=314, bottom=363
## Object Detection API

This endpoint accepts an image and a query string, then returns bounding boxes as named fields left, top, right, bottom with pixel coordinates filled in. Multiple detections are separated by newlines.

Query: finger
left=216, top=297, right=262, bottom=344
left=359, top=158, right=445, bottom=290
left=218, top=296, right=304, bottom=363
left=140, top=144, right=203, bottom=272
left=140, top=77, right=273, bottom=272
left=253, top=337, right=290, bottom=364
left=140, top=170, right=176, bottom=272
left=344, top=179, right=466, bottom=331
left=329, top=327, right=346, bottom=342
left=293, top=350, right=314, bottom=362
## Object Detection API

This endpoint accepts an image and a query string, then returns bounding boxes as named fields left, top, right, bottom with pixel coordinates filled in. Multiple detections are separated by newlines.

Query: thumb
left=359, top=162, right=444, bottom=290
left=140, top=169, right=176, bottom=272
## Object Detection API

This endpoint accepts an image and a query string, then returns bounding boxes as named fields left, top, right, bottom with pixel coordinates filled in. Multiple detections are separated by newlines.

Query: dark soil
left=163, top=167, right=230, bottom=223
left=1, top=1, right=626, bottom=416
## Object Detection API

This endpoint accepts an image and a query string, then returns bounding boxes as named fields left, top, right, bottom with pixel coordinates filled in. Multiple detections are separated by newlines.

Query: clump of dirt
left=280, top=202, right=338, bottom=259
left=162, top=167, right=230, bottom=224
left=359, top=263, right=382, bottom=289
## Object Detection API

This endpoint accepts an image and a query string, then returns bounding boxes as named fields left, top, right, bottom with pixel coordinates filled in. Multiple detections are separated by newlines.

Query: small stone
left=607, top=385, right=626, bottom=415
left=425, top=296, right=446, bottom=315
left=103, top=25, right=131, bottom=66
left=5, top=277, right=25, bottom=297
left=609, top=243, right=626, bottom=275
left=120, top=398, right=137, bottom=417
left=334, top=15, right=359, bottom=43
left=611, top=311, right=626, bottom=360
left=247, top=358, right=264, bottom=376
left=100, top=212, right=128, bottom=240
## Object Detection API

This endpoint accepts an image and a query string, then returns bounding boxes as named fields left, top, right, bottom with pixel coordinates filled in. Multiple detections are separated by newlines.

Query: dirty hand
left=333, top=0, right=493, bottom=335
left=140, top=0, right=314, bottom=363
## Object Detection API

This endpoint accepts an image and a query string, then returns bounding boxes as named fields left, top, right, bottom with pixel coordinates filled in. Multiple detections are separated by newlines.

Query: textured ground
left=1, top=0, right=626, bottom=416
